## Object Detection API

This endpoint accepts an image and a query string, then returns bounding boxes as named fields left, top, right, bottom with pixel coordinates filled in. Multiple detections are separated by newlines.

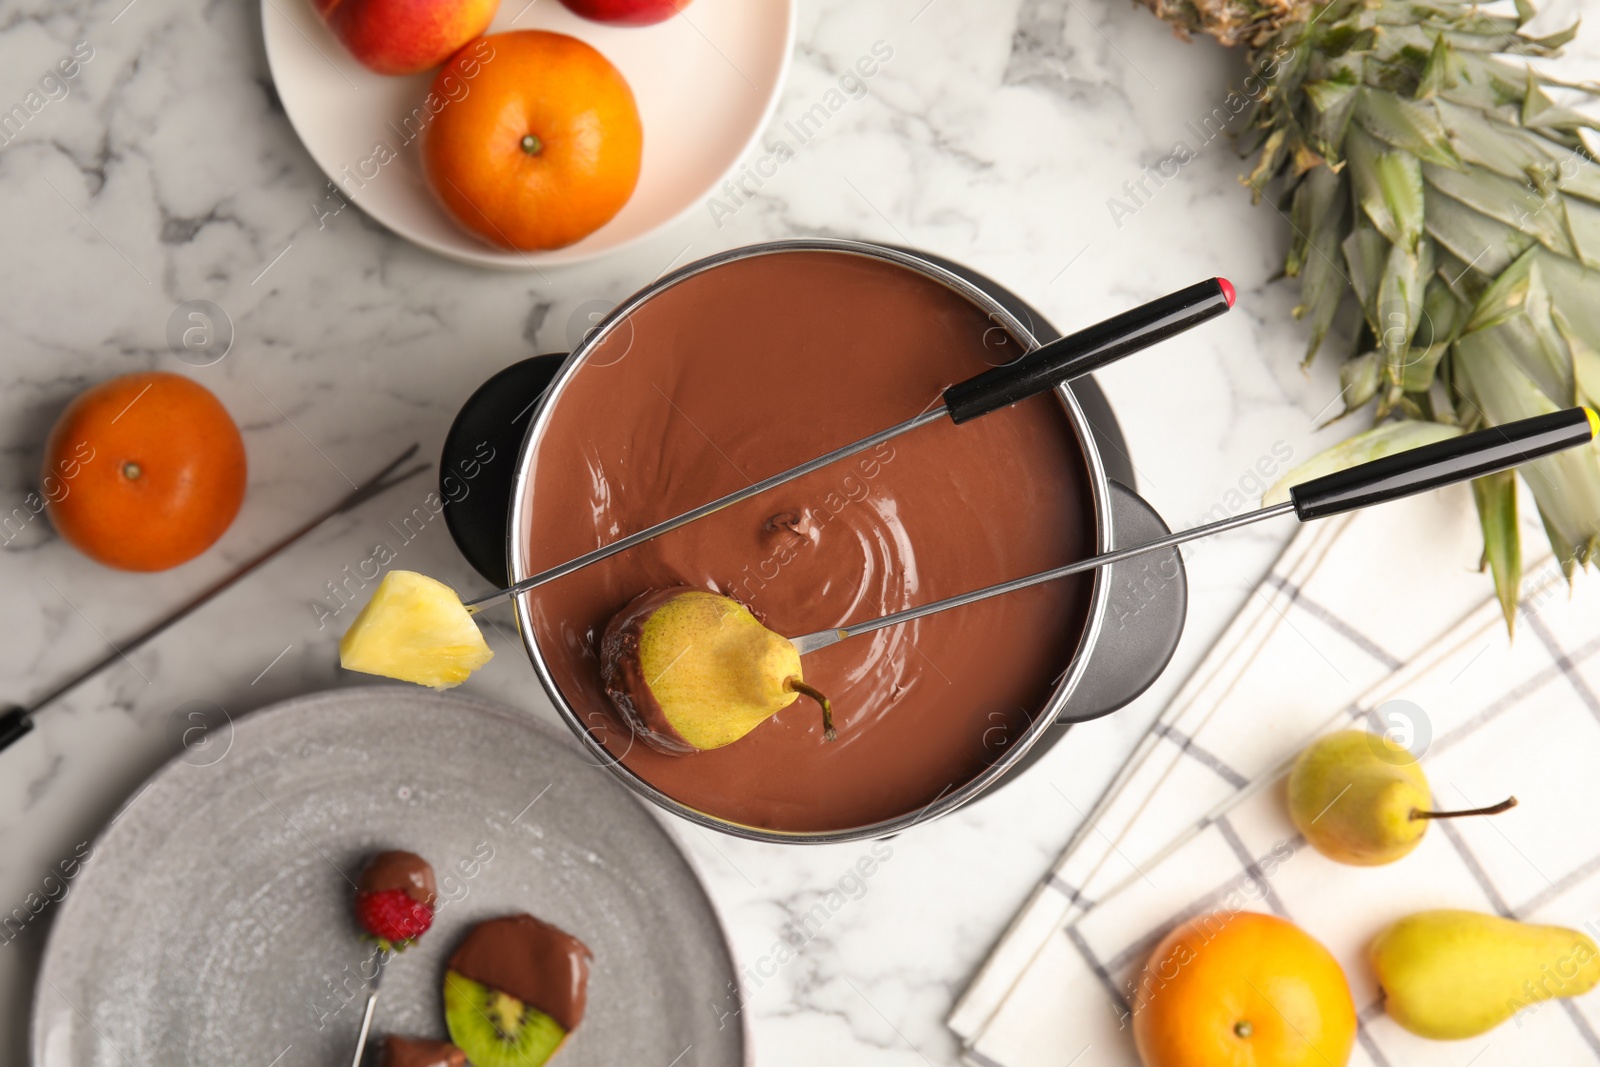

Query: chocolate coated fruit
left=444, top=971, right=567, bottom=1067
left=599, top=587, right=832, bottom=754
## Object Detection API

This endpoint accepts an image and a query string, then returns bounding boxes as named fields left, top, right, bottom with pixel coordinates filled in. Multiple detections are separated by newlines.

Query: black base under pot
left=440, top=242, right=1186, bottom=830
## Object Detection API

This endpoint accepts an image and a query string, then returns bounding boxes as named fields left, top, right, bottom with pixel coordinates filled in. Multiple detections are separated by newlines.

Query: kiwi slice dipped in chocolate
left=442, top=914, right=593, bottom=1067
left=444, top=973, right=566, bottom=1067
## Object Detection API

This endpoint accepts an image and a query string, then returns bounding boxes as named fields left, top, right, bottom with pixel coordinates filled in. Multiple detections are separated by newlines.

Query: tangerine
left=421, top=30, right=643, bottom=251
left=43, top=372, right=247, bottom=571
left=1132, top=911, right=1356, bottom=1067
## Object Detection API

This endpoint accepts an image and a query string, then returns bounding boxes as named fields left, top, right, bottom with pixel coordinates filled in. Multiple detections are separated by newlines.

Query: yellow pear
left=339, top=570, right=492, bottom=688
left=599, top=587, right=832, bottom=755
left=1287, top=730, right=1515, bottom=865
left=1372, top=909, right=1600, bottom=1039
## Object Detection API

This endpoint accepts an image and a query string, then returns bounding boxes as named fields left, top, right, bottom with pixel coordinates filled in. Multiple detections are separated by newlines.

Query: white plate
left=262, top=0, right=795, bottom=268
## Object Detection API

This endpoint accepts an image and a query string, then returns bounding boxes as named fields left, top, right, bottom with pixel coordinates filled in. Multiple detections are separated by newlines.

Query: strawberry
left=355, top=887, right=434, bottom=949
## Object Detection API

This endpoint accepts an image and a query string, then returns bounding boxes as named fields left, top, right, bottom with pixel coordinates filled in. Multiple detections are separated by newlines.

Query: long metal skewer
left=348, top=950, right=388, bottom=1067
left=787, top=405, right=1600, bottom=654
left=0, top=445, right=431, bottom=754
left=788, top=502, right=1296, bottom=654
left=462, top=408, right=946, bottom=611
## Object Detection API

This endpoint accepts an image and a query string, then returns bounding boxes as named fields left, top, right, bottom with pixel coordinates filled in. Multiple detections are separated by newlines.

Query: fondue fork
left=0, top=445, right=430, bottom=756
left=788, top=408, right=1600, bottom=654
left=349, top=949, right=388, bottom=1067
left=461, top=277, right=1236, bottom=611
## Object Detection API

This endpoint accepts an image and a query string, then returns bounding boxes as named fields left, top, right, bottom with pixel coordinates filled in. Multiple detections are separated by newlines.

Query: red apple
left=557, top=0, right=692, bottom=26
left=315, top=0, right=500, bottom=75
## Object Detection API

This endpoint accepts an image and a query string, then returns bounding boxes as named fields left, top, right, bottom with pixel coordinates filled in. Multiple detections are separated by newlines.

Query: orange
left=421, top=31, right=643, bottom=251
left=43, top=372, right=247, bottom=571
left=1132, top=911, right=1356, bottom=1067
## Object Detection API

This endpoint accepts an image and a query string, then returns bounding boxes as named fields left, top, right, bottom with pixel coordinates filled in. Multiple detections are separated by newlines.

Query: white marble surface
left=1, top=0, right=1595, bottom=1063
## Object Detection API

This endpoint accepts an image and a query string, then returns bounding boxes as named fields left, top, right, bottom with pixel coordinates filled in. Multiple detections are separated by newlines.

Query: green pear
left=599, top=587, right=833, bottom=755
left=1287, top=730, right=1515, bottom=865
left=1372, top=909, right=1600, bottom=1039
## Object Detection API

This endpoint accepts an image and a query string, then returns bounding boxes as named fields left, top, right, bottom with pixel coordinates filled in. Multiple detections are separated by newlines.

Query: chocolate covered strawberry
left=355, top=850, right=438, bottom=951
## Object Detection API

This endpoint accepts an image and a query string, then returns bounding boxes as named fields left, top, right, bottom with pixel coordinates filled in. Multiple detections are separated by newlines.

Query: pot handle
left=1056, top=481, right=1188, bottom=723
left=440, top=353, right=568, bottom=585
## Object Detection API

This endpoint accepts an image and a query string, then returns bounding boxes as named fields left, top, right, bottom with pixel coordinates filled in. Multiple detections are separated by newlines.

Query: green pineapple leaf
left=1423, top=162, right=1572, bottom=257
left=1342, top=224, right=1390, bottom=317
left=1518, top=21, right=1582, bottom=58
left=1560, top=196, right=1600, bottom=269
left=1337, top=350, right=1382, bottom=417
left=1555, top=309, right=1600, bottom=409
left=1355, top=89, right=1466, bottom=167
left=1472, top=471, right=1522, bottom=636
left=1376, top=237, right=1433, bottom=393
left=1415, top=33, right=1460, bottom=99
left=1423, top=189, right=1538, bottom=276
left=1263, top=419, right=1464, bottom=506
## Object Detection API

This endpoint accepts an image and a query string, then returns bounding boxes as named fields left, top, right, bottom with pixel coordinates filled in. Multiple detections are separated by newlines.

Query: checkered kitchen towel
left=950, top=483, right=1600, bottom=1067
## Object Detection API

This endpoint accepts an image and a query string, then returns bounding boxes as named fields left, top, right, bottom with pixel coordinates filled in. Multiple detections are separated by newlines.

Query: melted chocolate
left=375, top=1036, right=465, bottom=1067
left=522, top=249, right=1097, bottom=832
left=598, top=586, right=698, bottom=755
left=359, top=851, right=437, bottom=907
left=448, top=914, right=592, bottom=1031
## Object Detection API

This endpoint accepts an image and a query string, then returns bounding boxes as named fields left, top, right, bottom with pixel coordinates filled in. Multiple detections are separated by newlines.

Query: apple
left=314, top=0, right=500, bottom=75
left=557, top=0, right=692, bottom=26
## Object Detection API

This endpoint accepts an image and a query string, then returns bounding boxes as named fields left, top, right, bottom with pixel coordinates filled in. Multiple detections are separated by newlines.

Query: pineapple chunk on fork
left=339, top=571, right=492, bottom=688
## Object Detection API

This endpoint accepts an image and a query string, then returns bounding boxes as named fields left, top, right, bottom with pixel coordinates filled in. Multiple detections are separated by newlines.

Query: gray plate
left=32, top=686, right=746, bottom=1067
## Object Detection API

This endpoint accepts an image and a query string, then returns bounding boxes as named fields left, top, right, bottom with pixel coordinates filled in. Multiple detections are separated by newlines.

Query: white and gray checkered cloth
left=949, top=484, right=1600, bottom=1067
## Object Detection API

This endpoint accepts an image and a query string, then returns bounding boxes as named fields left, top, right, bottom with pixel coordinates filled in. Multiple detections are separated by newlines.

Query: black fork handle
left=942, top=277, right=1234, bottom=423
left=1292, top=408, right=1598, bottom=520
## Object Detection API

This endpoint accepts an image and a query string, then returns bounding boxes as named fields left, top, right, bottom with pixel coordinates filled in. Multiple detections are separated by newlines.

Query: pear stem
left=785, top=678, right=836, bottom=742
left=1411, top=796, right=1518, bottom=821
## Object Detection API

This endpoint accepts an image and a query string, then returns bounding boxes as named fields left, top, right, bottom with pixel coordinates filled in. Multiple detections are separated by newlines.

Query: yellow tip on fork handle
left=1587, top=407, right=1599, bottom=440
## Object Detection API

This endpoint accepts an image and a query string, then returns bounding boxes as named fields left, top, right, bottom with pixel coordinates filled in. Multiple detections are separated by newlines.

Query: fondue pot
left=441, top=239, right=1188, bottom=844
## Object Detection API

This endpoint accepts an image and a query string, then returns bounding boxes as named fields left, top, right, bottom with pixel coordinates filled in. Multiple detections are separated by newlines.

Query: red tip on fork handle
left=1217, top=277, right=1236, bottom=308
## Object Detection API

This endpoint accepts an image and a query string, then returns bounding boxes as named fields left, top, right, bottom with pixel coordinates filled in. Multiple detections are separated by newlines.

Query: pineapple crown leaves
left=1137, top=0, right=1600, bottom=623
left=1139, top=0, right=1319, bottom=48
left=1240, top=0, right=1600, bottom=352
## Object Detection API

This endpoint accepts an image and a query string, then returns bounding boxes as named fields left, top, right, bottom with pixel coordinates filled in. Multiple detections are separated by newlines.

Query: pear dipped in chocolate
left=600, top=587, right=833, bottom=755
